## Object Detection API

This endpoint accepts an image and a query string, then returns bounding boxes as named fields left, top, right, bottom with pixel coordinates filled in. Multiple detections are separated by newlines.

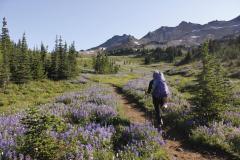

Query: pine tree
left=57, top=38, right=69, bottom=79
left=194, top=42, right=233, bottom=124
left=40, top=43, right=48, bottom=74
left=31, top=49, right=45, bottom=80
left=49, top=36, right=59, bottom=80
left=93, top=52, right=119, bottom=74
left=0, top=17, right=11, bottom=89
left=10, top=40, right=21, bottom=82
left=13, top=33, right=32, bottom=84
left=68, top=42, right=77, bottom=77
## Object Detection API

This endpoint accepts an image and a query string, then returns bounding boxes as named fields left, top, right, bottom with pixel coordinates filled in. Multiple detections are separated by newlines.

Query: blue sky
left=0, top=0, right=240, bottom=50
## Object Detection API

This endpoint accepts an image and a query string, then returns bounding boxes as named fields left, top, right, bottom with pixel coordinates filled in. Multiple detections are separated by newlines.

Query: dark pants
left=152, top=96, right=164, bottom=127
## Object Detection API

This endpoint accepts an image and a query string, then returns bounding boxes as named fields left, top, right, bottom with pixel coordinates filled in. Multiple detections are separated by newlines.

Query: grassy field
left=0, top=79, right=86, bottom=114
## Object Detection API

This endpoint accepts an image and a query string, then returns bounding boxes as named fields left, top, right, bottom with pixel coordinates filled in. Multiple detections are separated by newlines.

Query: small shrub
left=230, top=135, right=240, bottom=155
left=18, top=107, right=66, bottom=160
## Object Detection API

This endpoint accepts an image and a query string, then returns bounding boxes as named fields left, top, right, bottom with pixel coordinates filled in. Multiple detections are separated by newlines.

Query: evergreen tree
left=68, top=42, right=77, bottom=77
left=144, top=55, right=151, bottom=64
left=57, top=38, right=69, bottom=79
left=93, top=52, right=119, bottom=74
left=49, top=36, right=59, bottom=80
left=31, top=50, right=45, bottom=80
left=40, top=43, right=48, bottom=74
left=0, top=17, right=11, bottom=89
left=194, top=42, right=233, bottom=124
left=13, top=33, right=32, bottom=84
left=10, top=40, right=21, bottom=82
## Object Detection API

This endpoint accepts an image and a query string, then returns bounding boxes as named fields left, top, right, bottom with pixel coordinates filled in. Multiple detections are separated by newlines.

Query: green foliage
left=15, top=33, right=32, bottom=84
left=93, top=52, right=119, bottom=74
left=0, top=17, right=11, bottom=89
left=230, top=135, right=240, bottom=155
left=18, top=106, right=65, bottom=160
left=144, top=55, right=152, bottom=64
left=190, top=122, right=240, bottom=158
left=93, top=150, right=115, bottom=160
left=49, top=36, right=78, bottom=80
left=57, top=39, right=69, bottom=79
left=0, top=79, right=85, bottom=114
left=193, top=42, right=234, bottom=124
left=0, top=18, right=78, bottom=86
left=106, top=116, right=130, bottom=126
left=68, top=42, right=78, bottom=77
left=31, top=50, right=46, bottom=80
left=176, top=36, right=240, bottom=66
left=176, top=51, right=192, bottom=66
left=40, top=43, right=48, bottom=74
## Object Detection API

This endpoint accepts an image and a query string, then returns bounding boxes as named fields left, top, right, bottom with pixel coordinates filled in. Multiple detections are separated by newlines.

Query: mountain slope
left=90, top=15, right=240, bottom=50
left=90, top=34, right=140, bottom=51
left=140, top=15, right=240, bottom=47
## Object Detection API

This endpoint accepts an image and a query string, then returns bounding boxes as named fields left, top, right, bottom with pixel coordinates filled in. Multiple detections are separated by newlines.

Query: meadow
left=0, top=53, right=239, bottom=159
left=0, top=77, right=168, bottom=159
left=79, top=54, right=240, bottom=158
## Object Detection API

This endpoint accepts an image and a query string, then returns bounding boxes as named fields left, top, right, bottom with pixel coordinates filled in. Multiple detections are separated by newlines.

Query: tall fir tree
left=0, top=17, right=11, bottom=89
left=13, top=33, right=32, bottom=84
left=50, top=36, right=59, bottom=80
left=68, top=42, right=77, bottom=77
left=57, top=38, right=69, bottom=79
left=31, top=49, right=45, bottom=80
left=194, top=42, right=233, bottom=124
left=40, top=42, right=48, bottom=74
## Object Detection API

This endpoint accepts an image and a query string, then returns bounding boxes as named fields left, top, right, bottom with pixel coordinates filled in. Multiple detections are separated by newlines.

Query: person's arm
left=147, top=80, right=153, bottom=94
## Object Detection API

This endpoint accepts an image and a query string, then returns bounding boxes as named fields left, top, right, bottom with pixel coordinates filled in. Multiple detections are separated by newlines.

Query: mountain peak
left=178, top=21, right=199, bottom=27
left=91, top=14, right=240, bottom=51
left=179, top=21, right=188, bottom=26
left=90, top=34, right=139, bottom=50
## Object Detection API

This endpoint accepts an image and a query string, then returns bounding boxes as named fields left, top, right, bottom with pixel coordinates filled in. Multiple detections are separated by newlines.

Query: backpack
left=152, top=80, right=169, bottom=98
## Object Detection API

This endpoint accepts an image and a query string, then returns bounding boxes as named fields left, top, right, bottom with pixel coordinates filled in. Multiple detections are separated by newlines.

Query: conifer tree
left=31, top=50, right=45, bottom=80
left=68, top=42, right=77, bottom=77
left=50, top=36, right=59, bottom=80
left=10, top=40, right=21, bottom=82
left=13, top=33, right=32, bottom=84
left=93, top=52, right=119, bottom=74
left=194, top=42, right=233, bottom=124
left=57, top=38, right=69, bottom=79
left=40, top=43, right=48, bottom=74
left=0, top=17, right=11, bottom=89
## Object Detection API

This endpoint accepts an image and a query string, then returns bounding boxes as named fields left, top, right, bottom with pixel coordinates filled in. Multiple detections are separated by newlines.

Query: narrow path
left=112, top=85, right=228, bottom=160
left=113, top=86, right=148, bottom=124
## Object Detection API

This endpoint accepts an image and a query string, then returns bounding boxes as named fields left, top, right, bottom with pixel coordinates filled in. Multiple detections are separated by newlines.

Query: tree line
left=92, top=52, right=120, bottom=74
left=177, top=37, right=240, bottom=66
left=0, top=18, right=78, bottom=89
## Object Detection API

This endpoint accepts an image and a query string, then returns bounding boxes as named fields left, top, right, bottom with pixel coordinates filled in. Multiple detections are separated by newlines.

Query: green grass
left=89, top=73, right=140, bottom=87
left=0, top=79, right=86, bottom=114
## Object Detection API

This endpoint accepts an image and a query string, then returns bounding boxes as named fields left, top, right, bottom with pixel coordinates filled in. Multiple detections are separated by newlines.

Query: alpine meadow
left=0, top=1, right=240, bottom=160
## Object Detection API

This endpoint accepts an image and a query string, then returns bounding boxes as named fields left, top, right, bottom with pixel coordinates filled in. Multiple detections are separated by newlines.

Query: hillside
left=90, top=34, right=140, bottom=51
left=91, top=15, right=240, bottom=51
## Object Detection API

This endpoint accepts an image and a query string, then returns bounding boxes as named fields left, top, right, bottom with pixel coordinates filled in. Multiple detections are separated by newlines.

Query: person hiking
left=147, top=70, right=170, bottom=129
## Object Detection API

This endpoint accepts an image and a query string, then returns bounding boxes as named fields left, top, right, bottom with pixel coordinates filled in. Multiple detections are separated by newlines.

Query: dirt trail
left=112, top=86, right=227, bottom=160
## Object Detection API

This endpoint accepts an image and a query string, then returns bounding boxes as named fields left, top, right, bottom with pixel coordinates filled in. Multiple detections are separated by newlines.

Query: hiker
left=147, top=70, right=170, bottom=128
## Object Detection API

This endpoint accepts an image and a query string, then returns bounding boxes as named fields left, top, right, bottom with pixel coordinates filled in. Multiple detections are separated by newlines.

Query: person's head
left=153, top=70, right=160, bottom=79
